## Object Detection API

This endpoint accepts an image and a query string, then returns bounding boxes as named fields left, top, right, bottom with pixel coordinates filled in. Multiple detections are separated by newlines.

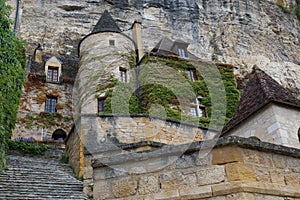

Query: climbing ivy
left=97, top=55, right=240, bottom=129
left=0, top=0, right=26, bottom=171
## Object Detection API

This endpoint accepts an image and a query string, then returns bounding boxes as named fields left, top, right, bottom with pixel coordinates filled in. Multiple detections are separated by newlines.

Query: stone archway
left=52, top=129, right=67, bottom=140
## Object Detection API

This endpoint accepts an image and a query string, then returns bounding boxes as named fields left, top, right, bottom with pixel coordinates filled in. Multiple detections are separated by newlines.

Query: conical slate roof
left=222, top=66, right=300, bottom=135
left=92, top=10, right=121, bottom=33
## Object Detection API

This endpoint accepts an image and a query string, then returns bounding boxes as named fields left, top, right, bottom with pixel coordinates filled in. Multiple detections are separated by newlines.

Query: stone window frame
left=186, top=68, right=197, bottom=82
left=178, top=48, right=187, bottom=58
left=189, top=96, right=206, bottom=117
left=45, top=56, right=62, bottom=83
left=45, top=96, right=57, bottom=113
left=119, top=67, right=127, bottom=82
left=47, top=66, right=59, bottom=82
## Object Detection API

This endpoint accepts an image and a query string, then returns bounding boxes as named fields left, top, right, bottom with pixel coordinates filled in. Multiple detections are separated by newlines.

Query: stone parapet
left=92, top=136, right=300, bottom=199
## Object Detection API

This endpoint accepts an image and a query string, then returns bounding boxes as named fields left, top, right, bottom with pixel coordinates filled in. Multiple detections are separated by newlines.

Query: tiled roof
left=151, top=37, right=199, bottom=59
left=92, top=10, right=121, bottom=34
left=222, top=66, right=300, bottom=135
left=151, top=37, right=176, bottom=56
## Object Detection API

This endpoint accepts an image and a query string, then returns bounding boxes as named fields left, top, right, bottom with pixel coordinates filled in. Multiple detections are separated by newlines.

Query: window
left=119, top=68, right=127, bottom=82
left=189, top=97, right=206, bottom=117
left=190, top=107, right=198, bottom=116
left=186, top=69, right=197, bottom=81
left=98, top=98, right=105, bottom=113
left=45, top=96, right=57, bottom=113
left=109, top=40, right=115, bottom=46
left=47, top=67, right=59, bottom=82
left=178, top=48, right=187, bottom=58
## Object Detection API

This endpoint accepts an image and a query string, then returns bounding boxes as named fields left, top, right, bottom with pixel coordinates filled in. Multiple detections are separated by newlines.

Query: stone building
left=60, top=11, right=300, bottom=199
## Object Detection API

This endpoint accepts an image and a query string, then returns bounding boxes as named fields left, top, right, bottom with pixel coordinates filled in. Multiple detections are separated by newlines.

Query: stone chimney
left=132, top=21, right=144, bottom=62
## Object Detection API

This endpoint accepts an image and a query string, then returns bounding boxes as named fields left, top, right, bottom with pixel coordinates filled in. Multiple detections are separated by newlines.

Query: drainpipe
left=14, top=0, right=21, bottom=37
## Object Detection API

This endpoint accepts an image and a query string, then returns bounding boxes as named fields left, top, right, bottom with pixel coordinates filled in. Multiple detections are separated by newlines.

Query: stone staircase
left=0, top=150, right=89, bottom=200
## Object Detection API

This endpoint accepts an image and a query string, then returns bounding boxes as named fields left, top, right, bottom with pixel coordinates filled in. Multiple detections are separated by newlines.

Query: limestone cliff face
left=9, top=0, right=300, bottom=96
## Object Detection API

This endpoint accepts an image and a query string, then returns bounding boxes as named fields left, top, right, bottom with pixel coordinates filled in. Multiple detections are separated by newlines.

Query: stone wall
left=80, top=115, right=218, bottom=148
left=13, top=79, right=74, bottom=140
left=64, top=126, right=84, bottom=178
left=226, top=102, right=300, bottom=149
left=92, top=136, right=300, bottom=200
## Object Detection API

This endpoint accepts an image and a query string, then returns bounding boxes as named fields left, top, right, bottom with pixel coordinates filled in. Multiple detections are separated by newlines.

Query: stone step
left=2, top=152, right=88, bottom=200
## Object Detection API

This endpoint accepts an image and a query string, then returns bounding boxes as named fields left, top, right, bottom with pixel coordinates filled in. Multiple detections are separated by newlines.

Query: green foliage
left=0, top=0, right=26, bottom=171
left=138, top=57, right=240, bottom=128
left=8, top=140, right=48, bottom=155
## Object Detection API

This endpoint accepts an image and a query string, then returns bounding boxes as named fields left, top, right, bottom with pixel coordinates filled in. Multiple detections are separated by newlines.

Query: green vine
left=0, top=0, right=26, bottom=171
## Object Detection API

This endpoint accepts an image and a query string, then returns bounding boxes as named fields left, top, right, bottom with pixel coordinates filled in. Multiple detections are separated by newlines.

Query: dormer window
left=119, top=68, right=127, bottom=82
left=47, top=67, right=59, bottom=82
left=45, top=56, right=62, bottom=83
left=178, top=48, right=187, bottom=58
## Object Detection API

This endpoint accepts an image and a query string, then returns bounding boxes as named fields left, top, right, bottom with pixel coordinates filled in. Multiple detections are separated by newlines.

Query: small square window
left=98, top=98, right=105, bottom=113
left=109, top=40, right=115, bottom=46
left=47, top=67, right=59, bottom=82
left=190, top=107, right=197, bottom=117
left=119, top=68, right=127, bottom=82
left=45, top=96, right=57, bottom=113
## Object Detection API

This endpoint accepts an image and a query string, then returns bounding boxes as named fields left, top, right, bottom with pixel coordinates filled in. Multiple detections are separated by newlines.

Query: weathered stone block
left=270, top=170, right=285, bottom=185
left=284, top=173, right=299, bottom=186
left=212, top=146, right=243, bottom=165
left=196, top=165, right=225, bottom=185
left=159, top=171, right=185, bottom=189
left=153, top=189, right=180, bottom=200
left=179, top=185, right=212, bottom=199
left=226, top=163, right=256, bottom=181
left=138, top=175, right=159, bottom=195
left=112, top=178, right=138, bottom=198
left=93, top=180, right=112, bottom=200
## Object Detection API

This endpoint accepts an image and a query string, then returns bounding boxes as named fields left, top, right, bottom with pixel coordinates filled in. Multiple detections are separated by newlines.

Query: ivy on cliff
left=0, top=0, right=26, bottom=171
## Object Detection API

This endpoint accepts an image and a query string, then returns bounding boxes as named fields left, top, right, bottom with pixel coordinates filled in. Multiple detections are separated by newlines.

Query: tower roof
left=222, top=66, right=300, bottom=135
left=92, top=10, right=121, bottom=34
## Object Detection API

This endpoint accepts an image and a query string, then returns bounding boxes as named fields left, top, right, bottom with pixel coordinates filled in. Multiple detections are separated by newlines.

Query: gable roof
left=151, top=37, right=199, bottom=59
left=92, top=10, right=121, bottom=34
left=222, top=66, right=300, bottom=135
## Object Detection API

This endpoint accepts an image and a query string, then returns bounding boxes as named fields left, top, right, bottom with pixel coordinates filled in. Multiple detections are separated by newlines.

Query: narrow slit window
left=119, top=68, right=127, bottom=82
left=98, top=98, right=105, bottom=113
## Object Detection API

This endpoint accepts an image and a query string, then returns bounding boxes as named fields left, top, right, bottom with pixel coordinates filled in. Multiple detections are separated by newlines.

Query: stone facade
left=92, top=136, right=300, bottom=200
left=227, top=103, right=300, bottom=149
left=13, top=76, right=74, bottom=140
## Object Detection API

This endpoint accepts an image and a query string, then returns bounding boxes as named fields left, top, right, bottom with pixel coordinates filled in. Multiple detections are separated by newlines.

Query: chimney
left=132, top=21, right=144, bottom=62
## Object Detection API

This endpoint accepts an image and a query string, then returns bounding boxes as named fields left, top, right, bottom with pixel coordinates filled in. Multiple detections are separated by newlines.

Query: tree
left=0, top=0, right=26, bottom=170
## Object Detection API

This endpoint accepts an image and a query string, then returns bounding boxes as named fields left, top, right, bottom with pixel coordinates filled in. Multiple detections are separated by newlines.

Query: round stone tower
left=77, top=10, right=137, bottom=115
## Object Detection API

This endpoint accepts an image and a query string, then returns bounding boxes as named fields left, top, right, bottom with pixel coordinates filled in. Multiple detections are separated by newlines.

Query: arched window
left=52, top=129, right=67, bottom=140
